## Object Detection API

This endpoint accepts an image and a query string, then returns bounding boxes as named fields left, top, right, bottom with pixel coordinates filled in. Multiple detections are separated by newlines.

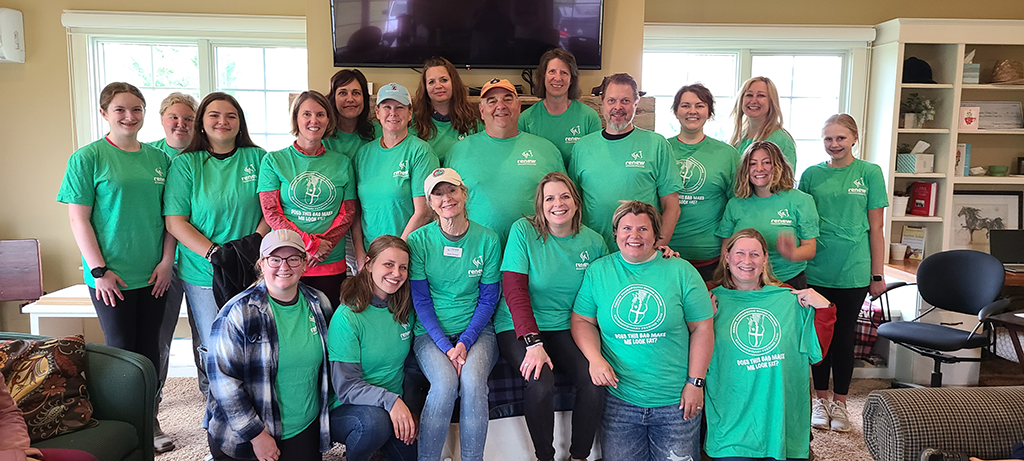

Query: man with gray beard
left=568, top=73, right=682, bottom=249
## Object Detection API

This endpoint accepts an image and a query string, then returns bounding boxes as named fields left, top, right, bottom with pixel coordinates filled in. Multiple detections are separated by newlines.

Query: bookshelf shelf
left=891, top=215, right=943, bottom=222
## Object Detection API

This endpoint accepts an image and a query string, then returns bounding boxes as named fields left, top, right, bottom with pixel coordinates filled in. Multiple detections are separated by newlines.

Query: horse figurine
left=958, top=206, right=1006, bottom=243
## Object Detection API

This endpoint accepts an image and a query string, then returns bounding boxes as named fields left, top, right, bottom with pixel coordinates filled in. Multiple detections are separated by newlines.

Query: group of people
left=56, top=46, right=890, bottom=461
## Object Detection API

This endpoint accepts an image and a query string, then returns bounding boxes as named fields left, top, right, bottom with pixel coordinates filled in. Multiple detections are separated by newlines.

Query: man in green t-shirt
left=445, top=78, right=564, bottom=246
left=569, top=74, right=682, bottom=249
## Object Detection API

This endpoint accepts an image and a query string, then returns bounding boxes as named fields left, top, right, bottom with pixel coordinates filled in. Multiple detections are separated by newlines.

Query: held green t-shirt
left=258, top=145, right=356, bottom=265
left=410, top=118, right=483, bottom=163
left=705, top=285, right=821, bottom=460
left=569, top=128, right=684, bottom=249
left=518, top=100, right=603, bottom=167
left=148, top=138, right=181, bottom=159
left=408, top=221, right=502, bottom=336
left=327, top=304, right=414, bottom=396
left=737, top=129, right=797, bottom=173
left=716, top=189, right=820, bottom=282
left=667, top=136, right=739, bottom=261
left=163, top=147, right=267, bottom=286
left=353, top=135, right=439, bottom=250
left=444, top=131, right=565, bottom=246
left=56, top=139, right=169, bottom=289
left=493, top=219, right=608, bottom=334
left=799, top=159, right=888, bottom=288
left=322, top=121, right=380, bottom=158
left=572, top=253, right=713, bottom=408
left=268, top=293, right=322, bottom=439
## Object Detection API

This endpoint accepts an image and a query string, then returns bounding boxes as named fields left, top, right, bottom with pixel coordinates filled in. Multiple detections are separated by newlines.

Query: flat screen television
left=331, top=0, right=603, bottom=69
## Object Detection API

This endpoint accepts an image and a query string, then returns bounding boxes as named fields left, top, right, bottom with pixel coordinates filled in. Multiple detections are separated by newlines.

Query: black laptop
left=989, top=229, right=1024, bottom=273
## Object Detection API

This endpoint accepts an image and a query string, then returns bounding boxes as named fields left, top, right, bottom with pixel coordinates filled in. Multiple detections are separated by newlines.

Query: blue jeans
left=413, top=328, right=498, bottom=461
left=602, top=394, right=701, bottom=461
left=330, top=404, right=417, bottom=461
left=182, top=281, right=219, bottom=398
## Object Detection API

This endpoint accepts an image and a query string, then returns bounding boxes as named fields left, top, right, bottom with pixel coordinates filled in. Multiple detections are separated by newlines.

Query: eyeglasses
left=265, top=255, right=305, bottom=268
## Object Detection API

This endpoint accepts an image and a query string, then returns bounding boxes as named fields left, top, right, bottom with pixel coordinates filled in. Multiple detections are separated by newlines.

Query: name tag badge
left=443, top=246, right=463, bottom=258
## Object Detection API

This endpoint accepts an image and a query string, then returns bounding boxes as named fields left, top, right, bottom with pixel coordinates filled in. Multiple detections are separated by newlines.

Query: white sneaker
left=829, top=400, right=852, bottom=432
left=811, top=398, right=830, bottom=430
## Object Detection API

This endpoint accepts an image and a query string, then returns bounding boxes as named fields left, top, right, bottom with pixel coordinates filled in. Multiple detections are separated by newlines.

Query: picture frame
left=950, top=190, right=1023, bottom=251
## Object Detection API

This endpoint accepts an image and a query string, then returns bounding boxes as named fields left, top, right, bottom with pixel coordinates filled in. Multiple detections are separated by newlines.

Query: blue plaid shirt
left=203, top=281, right=334, bottom=458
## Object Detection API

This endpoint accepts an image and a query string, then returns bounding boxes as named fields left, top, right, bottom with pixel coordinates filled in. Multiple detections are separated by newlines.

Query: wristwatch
left=686, top=376, right=705, bottom=388
left=90, top=266, right=109, bottom=278
left=871, top=274, right=884, bottom=282
left=523, top=333, right=543, bottom=348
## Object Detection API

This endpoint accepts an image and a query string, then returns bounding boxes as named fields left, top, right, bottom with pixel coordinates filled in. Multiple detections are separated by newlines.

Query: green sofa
left=0, top=332, right=156, bottom=461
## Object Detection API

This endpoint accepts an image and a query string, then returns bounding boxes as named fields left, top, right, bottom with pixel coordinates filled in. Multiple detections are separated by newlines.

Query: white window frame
left=642, top=23, right=876, bottom=158
left=62, top=10, right=306, bottom=149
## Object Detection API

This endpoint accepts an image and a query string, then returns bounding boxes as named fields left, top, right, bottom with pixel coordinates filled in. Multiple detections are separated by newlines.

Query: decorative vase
left=904, top=113, right=925, bottom=129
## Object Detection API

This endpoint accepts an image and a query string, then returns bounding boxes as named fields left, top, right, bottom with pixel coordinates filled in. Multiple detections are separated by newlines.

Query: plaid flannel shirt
left=203, top=281, right=334, bottom=458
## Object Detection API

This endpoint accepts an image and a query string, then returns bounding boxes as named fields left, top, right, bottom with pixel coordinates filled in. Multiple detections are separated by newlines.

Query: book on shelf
left=955, top=143, right=971, bottom=177
left=909, top=181, right=938, bottom=216
left=901, top=225, right=927, bottom=260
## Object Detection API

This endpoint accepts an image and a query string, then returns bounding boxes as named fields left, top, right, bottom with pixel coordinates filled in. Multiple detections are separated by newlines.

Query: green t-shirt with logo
left=445, top=131, right=565, bottom=246
left=573, top=253, right=713, bottom=408
left=353, top=135, right=439, bottom=250
left=705, top=285, right=821, bottom=460
left=411, top=118, right=484, bottom=163
left=494, top=218, right=608, bottom=334
left=163, top=147, right=267, bottom=286
left=258, top=145, right=356, bottom=265
left=737, top=129, right=797, bottom=173
left=667, top=136, right=739, bottom=261
left=148, top=138, right=182, bottom=159
left=716, top=189, right=820, bottom=282
left=569, top=128, right=684, bottom=249
left=799, top=159, right=888, bottom=288
left=57, top=139, right=169, bottom=290
left=518, top=100, right=603, bottom=167
left=322, top=121, right=380, bottom=158
left=408, top=221, right=502, bottom=336
left=268, top=292, right=322, bottom=439
left=328, top=303, right=415, bottom=397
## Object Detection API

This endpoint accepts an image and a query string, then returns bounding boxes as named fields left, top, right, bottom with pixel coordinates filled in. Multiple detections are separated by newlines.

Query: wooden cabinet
left=866, top=19, right=1024, bottom=264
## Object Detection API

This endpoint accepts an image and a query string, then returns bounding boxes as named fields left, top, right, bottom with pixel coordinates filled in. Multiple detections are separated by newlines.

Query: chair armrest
left=978, top=297, right=1014, bottom=322
left=84, top=342, right=156, bottom=461
left=870, top=281, right=913, bottom=301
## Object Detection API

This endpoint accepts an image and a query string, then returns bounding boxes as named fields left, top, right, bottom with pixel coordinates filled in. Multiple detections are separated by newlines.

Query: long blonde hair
left=733, top=141, right=794, bottom=199
left=711, top=228, right=782, bottom=289
left=339, top=235, right=413, bottom=324
left=729, top=76, right=790, bottom=147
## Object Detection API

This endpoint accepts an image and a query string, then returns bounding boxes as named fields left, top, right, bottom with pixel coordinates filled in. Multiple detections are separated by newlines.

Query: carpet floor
left=154, top=377, right=889, bottom=461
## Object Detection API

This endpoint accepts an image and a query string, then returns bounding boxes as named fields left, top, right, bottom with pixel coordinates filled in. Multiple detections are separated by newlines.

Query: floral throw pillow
left=0, top=335, right=98, bottom=441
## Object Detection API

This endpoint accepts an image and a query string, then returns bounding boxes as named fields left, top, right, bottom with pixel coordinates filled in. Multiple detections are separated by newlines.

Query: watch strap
left=686, top=376, right=705, bottom=388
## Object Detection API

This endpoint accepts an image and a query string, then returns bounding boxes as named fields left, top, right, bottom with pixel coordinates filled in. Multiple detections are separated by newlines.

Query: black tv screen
left=331, top=0, right=603, bottom=69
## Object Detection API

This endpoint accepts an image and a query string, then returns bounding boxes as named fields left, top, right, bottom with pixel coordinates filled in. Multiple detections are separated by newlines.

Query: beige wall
left=645, top=0, right=1024, bottom=25
left=305, top=0, right=644, bottom=105
left=0, top=0, right=304, bottom=332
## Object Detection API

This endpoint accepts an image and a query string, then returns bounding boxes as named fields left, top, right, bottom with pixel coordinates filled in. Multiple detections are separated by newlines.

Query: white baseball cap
left=260, top=229, right=306, bottom=258
left=423, top=168, right=464, bottom=195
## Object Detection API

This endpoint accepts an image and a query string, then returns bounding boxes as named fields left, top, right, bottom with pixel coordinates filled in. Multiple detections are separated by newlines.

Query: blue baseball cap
left=376, top=82, right=411, bottom=106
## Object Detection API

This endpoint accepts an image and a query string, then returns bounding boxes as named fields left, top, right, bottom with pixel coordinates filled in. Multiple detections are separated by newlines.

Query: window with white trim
left=64, top=11, right=308, bottom=152
left=642, top=24, right=874, bottom=180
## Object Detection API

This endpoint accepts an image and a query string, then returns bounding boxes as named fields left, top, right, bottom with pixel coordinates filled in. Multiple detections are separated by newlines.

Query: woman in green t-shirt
left=518, top=48, right=603, bottom=167
left=205, top=229, right=333, bottom=460
left=410, top=57, right=482, bottom=161
left=327, top=235, right=418, bottom=461
left=668, top=83, right=739, bottom=280
left=324, top=69, right=377, bottom=155
left=706, top=228, right=835, bottom=460
left=495, top=171, right=607, bottom=461
left=799, top=114, right=888, bottom=434
left=729, top=77, right=798, bottom=172
left=164, top=92, right=270, bottom=401
left=716, top=141, right=819, bottom=289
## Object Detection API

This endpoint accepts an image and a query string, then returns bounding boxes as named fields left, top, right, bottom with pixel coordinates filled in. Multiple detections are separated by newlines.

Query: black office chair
left=875, top=249, right=1013, bottom=387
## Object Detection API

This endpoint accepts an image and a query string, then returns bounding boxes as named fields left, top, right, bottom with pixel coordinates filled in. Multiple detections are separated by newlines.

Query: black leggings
left=209, top=420, right=321, bottom=461
left=809, top=285, right=869, bottom=396
left=496, top=329, right=605, bottom=461
left=88, top=286, right=168, bottom=372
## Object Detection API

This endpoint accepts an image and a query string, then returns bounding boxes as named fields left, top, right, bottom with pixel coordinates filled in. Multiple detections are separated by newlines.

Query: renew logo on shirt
left=770, top=208, right=793, bottom=226
left=517, top=150, right=537, bottom=166
left=154, top=167, right=166, bottom=185
left=575, top=251, right=591, bottom=270
left=241, top=164, right=257, bottom=183
left=468, top=255, right=484, bottom=277
left=393, top=160, right=409, bottom=178
left=848, top=177, right=867, bottom=196
left=625, top=150, right=646, bottom=168
left=564, top=125, right=582, bottom=145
